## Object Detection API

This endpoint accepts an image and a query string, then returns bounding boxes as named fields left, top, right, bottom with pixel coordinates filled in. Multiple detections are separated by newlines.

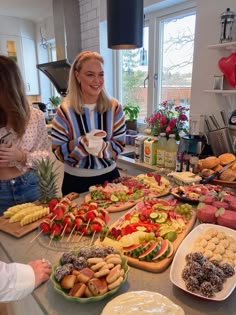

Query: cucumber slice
left=149, top=212, right=159, bottom=220
left=156, top=212, right=168, bottom=223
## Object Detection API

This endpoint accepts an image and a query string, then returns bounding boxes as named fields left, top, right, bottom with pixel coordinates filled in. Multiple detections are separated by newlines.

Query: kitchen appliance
left=178, top=135, right=212, bottom=159
left=220, top=8, right=236, bottom=43
left=37, top=59, right=71, bottom=97
left=205, top=112, right=235, bottom=156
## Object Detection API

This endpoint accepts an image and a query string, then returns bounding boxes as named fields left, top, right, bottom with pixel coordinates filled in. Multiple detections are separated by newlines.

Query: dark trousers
left=62, top=167, right=120, bottom=195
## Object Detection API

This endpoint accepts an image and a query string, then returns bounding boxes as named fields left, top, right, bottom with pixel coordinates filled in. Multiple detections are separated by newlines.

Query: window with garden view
left=119, top=7, right=196, bottom=124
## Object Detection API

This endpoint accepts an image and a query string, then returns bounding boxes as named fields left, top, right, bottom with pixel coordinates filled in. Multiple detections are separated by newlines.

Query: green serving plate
left=50, top=247, right=129, bottom=303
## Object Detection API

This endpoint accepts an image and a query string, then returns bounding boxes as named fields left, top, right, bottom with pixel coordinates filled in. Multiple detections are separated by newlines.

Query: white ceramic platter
left=170, top=223, right=236, bottom=301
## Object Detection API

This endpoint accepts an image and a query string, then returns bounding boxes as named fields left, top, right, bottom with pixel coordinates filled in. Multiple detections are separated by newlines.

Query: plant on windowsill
left=49, top=96, right=61, bottom=112
left=123, top=102, right=141, bottom=131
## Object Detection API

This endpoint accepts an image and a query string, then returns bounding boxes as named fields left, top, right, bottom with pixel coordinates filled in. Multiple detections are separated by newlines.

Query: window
left=115, top=6, right=196, bottom=124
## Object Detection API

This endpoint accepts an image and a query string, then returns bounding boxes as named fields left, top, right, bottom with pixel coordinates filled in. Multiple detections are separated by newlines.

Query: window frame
left=112, top=2, right=196, bottom=125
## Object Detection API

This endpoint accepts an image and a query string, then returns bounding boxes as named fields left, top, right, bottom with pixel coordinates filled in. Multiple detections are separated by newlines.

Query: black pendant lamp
left=107, top=0, right=144, bottom=49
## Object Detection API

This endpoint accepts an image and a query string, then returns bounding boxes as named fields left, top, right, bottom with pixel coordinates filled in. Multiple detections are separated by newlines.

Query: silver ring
left=42, top=258, right=51, bottom=267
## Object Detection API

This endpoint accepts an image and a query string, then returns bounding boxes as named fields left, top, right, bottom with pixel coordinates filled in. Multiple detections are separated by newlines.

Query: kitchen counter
left=1, top=193, right=236, bottom=315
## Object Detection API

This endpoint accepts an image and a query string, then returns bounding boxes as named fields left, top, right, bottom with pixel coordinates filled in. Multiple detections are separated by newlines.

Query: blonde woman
left=51, top=51, right=126, bottom=194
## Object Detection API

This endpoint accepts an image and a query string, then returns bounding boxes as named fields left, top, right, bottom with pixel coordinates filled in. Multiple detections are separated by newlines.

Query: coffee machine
left=178, top=114, right=213, bottom=159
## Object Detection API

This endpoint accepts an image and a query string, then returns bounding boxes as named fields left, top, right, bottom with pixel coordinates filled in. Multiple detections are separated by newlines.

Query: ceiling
left=0, top=0, right=53, bottom=22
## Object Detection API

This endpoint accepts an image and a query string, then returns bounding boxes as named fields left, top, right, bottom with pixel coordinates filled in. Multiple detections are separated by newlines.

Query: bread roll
left=219, top=169, right=236, bottom=182
left=88, top=278, right=108, bottom=296
left=200, top=168, right=215, bottom=178
left=69, top=282, right=86, bottom=297
left=218, top=153, right=235, bottom=165
left=60, top=274, right=77, bottom=289
left=213, top=164, right=223, bottom=172
left=231, top=162, right=236, bottom=171
left=77, top=268, right=94, bottom=283
left=203, top=156, right=220, bottom=169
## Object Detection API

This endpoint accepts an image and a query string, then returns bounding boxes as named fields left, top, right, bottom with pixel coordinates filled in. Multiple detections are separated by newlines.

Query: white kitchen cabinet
left=21, top=37, right=39, bottom=95
left=0, top=35, right=39, bottom=95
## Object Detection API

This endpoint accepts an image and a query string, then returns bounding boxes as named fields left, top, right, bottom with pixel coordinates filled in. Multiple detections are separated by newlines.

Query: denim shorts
left=0, top=169, right=40, bottom=215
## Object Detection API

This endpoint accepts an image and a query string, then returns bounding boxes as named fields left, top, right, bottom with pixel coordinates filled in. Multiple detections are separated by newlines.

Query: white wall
left=191, top=0, right=236, bottom=125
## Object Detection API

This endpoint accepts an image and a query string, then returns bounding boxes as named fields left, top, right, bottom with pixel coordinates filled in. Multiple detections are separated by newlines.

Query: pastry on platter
left=219, top=169, right=236, bottom=182
left=218, top=153, right=235, bottom=166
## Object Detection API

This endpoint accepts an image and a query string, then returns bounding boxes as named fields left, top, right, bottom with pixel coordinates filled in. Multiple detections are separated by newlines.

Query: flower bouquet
left=145, top=100, right=189, bottom=140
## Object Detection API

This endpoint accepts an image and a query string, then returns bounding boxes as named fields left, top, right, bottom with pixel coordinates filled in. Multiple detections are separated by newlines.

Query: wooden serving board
left=126, top=212, right=196, bottom=273
left=84, top=188, right=171, bottom=213
left=0, top=193, right=80, bottom=238
left=97, top=207, right=197, bottom=273
left=0, top=215, right=45, bottom=238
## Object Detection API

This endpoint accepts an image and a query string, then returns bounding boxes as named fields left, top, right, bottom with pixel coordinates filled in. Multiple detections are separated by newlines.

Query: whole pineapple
left=35, top=157, right=60, bottom=203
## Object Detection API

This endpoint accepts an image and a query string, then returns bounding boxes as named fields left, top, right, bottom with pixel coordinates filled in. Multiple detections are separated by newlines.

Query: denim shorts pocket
left=20, top=170, right=39, bottom=187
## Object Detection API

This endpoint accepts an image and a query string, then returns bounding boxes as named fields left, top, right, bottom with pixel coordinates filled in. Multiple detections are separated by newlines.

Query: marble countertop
left=1, top=193, right=236, bottom=315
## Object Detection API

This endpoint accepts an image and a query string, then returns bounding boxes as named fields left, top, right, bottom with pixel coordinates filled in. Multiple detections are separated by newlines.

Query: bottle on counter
left=156, top=133, right=167, bottom=167
left=176, top=152, right=183, bottom=172
left=164, top=134, right=178, bottom=170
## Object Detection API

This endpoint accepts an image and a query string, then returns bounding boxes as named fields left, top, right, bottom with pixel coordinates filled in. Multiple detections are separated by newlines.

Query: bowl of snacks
left=50, top=245, right=129, bottom=303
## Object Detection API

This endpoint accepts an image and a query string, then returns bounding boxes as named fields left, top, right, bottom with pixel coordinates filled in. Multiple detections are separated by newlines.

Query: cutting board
left=0, top=215, right=46, bottom=238
left=0, top=193, right=80, bottom=238
left=84, top=188, right=171, bottom=213
left=97, top=208, right=197, bottom=273
left=126, top=213, right=196, bottom=273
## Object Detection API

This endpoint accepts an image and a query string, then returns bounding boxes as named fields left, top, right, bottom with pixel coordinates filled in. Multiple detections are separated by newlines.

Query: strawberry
left=88, top=203, right=98, bottom=211
left=53, top=206, right=64, bottom=221
left=40, top=221, right=51, bottom=234
left=91, top=223, right=102, bottom=233
left=50, top=222, right=62, bottom=239
left=62, top=216, right=73, bottom=228
left=85, top=211, right=96, bottom=221
left=74, top=217, right=83, bottom=229
left=48, top=198, right=59, bottom=212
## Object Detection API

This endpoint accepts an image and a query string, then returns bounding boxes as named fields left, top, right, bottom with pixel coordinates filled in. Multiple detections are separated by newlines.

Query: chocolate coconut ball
left=202, top=261, right=216, bottom=274
left=60, top=252, right=75, bottom=265
left=210, top=275, right=223, bottom=292
left=104, top=246, right=115, bottom=255
left=78, top=247, right=93, bottom=259
left=72, top=256, right=87, bottom=270
left=185, top=276, right=200, bottom=292
left=182, top=265, right=191, bottom=281
left=54, top=265, right=71, bottom=282
left=191, top=251, right=206, bottom=265
left=220, top=263, right=235, bottom=278
left=189, top=261, right=202, bottom=275
left=200, top=281, right=214, bottom=297
left=92, top=246, right=106, bottom=257
left=185, top=252, right=193, bottom=263
left=214, top=267, right=226, bottom=281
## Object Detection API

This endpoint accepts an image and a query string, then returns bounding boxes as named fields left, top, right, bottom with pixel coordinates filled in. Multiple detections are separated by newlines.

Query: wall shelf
left=205, top=89, right=236, bottom=95
left=208, top=41, right=236, bottom=51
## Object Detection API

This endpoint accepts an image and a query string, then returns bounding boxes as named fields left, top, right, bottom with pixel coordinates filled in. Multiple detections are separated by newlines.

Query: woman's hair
left=0, top=55, right=30, bottom=136
left=65, top=50, right=112, bottom=114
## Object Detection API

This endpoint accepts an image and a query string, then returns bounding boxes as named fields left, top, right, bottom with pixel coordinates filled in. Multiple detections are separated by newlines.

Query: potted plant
left=123, top=102, right=141, bottom=131
left=49, top=96, right=61, bottom=113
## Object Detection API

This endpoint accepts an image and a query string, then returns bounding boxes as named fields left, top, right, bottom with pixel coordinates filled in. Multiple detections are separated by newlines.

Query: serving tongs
left=200, top=159, right=236, bottom=184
